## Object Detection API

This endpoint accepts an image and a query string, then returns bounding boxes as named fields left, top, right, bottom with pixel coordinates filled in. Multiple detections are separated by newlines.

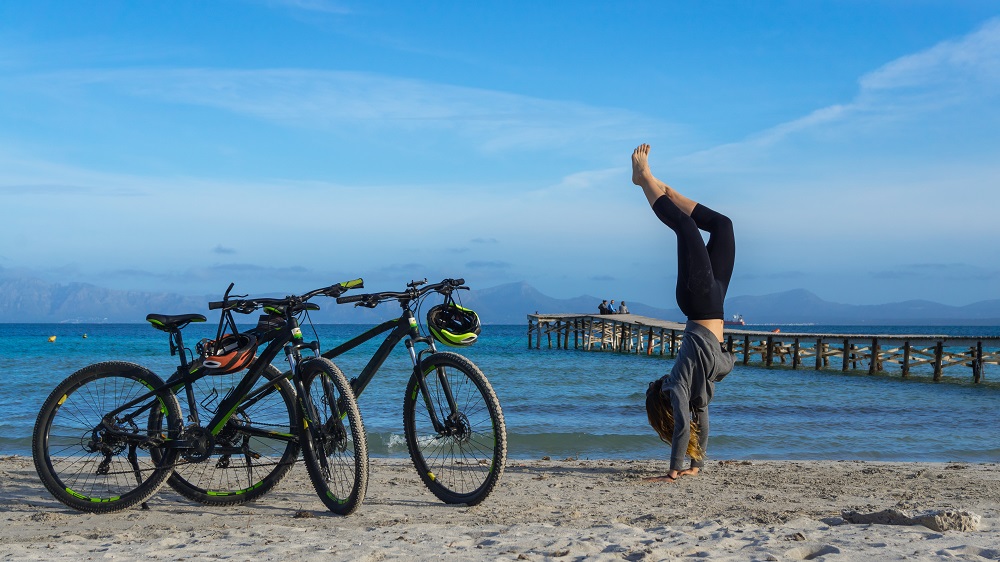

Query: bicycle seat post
left=173, top=328, right=191, bottom=368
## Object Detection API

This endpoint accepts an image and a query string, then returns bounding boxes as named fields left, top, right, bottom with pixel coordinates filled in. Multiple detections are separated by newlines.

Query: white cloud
left=263, top=0, right=353, bottom=14
left=680, top=17, right=1000, bottom=168
left=859, top=18, right=1000, bottom=94
left=12, top=68, right=667, bottom=153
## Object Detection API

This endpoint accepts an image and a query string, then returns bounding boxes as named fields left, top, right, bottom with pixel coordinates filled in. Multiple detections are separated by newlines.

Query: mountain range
left=1, top=276, right=998, bottom=325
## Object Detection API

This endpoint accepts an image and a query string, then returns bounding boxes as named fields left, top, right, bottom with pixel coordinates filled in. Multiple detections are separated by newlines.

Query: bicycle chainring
left=180, top=425, right=215, bottom=463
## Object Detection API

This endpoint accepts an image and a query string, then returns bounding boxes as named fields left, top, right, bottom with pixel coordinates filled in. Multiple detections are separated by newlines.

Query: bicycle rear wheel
left=156, top=364, right=300, bottom=505
left=300, top=358, right=368, bottom=515
left=403, top=352, right=506, bottom=505
left=32, top=361, right=182, bottom=513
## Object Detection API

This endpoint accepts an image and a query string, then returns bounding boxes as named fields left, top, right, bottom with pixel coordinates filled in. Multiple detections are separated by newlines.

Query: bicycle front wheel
left=300, top=358, right=368, bottom=515
left=32, top=361, right=182, bottom=513
left=157, top=364, right=300, bottom=505
left=403, top=352, right=506, bottom=505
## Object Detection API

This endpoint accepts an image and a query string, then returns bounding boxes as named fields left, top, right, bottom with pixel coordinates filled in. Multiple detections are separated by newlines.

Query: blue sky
left=1, top=1, right=999, bottom=309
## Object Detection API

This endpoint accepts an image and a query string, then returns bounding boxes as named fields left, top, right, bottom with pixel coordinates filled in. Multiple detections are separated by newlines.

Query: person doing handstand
left=631, top=143, right=736, bottom=483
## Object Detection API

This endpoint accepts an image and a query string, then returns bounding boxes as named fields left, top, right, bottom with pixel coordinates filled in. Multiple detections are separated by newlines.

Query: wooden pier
left=527, top=313, right=1000, bottom=383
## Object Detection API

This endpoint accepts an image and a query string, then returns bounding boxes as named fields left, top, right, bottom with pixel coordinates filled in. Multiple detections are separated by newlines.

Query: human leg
left=691, top=204, right=736, bottom=295
left=651, top=195, right=721, bottom=321
left=631, top=143, right=697, bottom=214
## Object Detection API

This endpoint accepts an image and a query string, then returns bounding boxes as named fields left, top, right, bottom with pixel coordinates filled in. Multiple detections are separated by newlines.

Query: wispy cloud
left=466, top=260, right=510, bottom=269
left=681, top=17, right=1000, bottom=165
left=262, top=0, right=352, bottom=15
left=11, top=68, right=665, bottom=153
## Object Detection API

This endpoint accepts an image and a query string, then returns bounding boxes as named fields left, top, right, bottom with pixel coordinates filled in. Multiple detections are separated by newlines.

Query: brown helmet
left=198, top=333, right=258, bottom=374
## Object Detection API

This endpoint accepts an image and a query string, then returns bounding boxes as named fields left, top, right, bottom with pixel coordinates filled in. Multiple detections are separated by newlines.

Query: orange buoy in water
left=48, top=335, right=57, bottom=342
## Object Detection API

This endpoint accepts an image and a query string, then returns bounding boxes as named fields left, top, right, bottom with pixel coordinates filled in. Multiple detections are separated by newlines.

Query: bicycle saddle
left=146, top=313, right=208, bottom=332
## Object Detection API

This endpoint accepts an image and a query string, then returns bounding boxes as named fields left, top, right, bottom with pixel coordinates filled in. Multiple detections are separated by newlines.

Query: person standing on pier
left=631, top=143, right=736, bottom=483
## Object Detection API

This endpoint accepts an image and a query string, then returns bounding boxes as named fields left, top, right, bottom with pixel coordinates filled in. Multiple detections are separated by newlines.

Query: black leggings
left=652, top=196, right=735, bottom=320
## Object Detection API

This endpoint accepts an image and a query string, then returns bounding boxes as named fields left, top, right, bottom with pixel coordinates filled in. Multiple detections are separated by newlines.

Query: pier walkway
left=527, top=313, right=1000, bottom=383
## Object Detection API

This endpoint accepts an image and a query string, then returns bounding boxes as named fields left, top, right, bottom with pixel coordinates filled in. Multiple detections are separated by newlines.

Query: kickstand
left=127, top=444, right=151, bottom=511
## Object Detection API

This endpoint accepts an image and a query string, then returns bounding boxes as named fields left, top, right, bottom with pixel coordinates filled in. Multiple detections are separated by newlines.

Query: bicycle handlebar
left=334, top=277, right=468, bottom=308
left=210, top=278, right=365, bottom=314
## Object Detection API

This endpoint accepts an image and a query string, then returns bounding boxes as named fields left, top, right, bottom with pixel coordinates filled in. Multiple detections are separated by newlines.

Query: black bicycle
left=326, top=277, right=506, bottom=505
left=32, top=280, right=369, bottom=514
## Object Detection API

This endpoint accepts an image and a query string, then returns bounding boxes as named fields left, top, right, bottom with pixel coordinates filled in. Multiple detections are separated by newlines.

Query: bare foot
left=632, top=143, right=653, bottom=186
left=642, top=474, right=677, bottom=483
left=631, top=143, right=699, bottom=215
left=631, top=143, right=654, bottom=187
left=677, top=467, right=700, bottom=478
left=642, top=469, right=680, bottom=483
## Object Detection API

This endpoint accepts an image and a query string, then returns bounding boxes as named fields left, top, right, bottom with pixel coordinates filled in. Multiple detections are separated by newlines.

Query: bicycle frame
left=321, top=306, right=460, bottom=436
left=101, top=314, right=314, bottom=452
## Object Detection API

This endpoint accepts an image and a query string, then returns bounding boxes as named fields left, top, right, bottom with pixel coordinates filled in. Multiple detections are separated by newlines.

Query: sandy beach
left=2, top=455, right=998, bottom=561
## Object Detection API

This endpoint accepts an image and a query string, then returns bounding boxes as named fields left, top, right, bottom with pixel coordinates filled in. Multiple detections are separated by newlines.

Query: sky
left=1, top=1, right=999, bottom=310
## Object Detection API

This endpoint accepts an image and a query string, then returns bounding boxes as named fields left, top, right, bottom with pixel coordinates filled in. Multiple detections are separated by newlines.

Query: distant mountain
left=0, top=277, right=208, bottom=323
left=725, top=289, right=1000, bottom=326
left=0, top=276, right=997, bottom=325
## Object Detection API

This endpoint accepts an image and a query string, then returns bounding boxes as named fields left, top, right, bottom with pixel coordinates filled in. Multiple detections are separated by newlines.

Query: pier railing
left=526, top=313, right=1000, bottom=383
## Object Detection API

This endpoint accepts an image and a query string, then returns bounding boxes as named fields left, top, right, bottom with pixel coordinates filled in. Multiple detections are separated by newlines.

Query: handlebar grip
left=208, top=301, right=225, bottom=310
left=453, top=278, right=465, bottom=286
left=342, top=278, right=364, bottom=290
left=336, top=294, right=365, bottom=304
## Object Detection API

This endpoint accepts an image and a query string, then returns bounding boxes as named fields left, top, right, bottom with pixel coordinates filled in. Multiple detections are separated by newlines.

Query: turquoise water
left=2, top=323, right=998, bottom=462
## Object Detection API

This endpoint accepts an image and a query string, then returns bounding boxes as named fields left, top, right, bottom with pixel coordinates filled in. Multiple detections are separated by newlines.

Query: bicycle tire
left=403, top=352, right=506, bottom=505
left=300, top=358, right=369, bottom=515
left=155, top=364, right=300, bottom=505
left=32, top=361, right=182, bottom=513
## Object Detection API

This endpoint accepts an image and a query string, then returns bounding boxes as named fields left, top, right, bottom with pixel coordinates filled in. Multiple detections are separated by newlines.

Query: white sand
left=2, top=455, right=998, bottom=561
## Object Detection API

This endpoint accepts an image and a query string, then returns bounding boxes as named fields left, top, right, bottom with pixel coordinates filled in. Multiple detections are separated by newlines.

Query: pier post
left=933, top=342, right=943, bottom=381
left=659, top=329, right=665, bottom=356
left=792, top=338, right=800, bottom=369
left=765, top=336, right=774, bottom=367
left=869, top=338, right=879, bottom=375
left=974, top=341, right=984, bottom=383
left=555, top=321, right=561, bottom=350
left=670, top=330, right=678, bottom=358
left=902, top=341, right=910, bottom=378
left=815, top=338, right=823, bottom=370
left=742, top=335, right=750, bottom=365
left=842, top=339, right=850, bottom=372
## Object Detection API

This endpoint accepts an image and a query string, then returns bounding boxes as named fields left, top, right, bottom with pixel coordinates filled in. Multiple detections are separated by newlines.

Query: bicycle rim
left=32, top=361, right=180, bottom=513
left=159, top=364, right=300, bottom=505
left=300, top=358, right=368, bottom=515
left=403, top=352, right=506, bottom=505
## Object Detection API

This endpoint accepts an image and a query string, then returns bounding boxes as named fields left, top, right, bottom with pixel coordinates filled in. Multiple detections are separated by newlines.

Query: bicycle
left=325, top=277, right=507, bottom=505
left=32, top=280, right=369, bottom=514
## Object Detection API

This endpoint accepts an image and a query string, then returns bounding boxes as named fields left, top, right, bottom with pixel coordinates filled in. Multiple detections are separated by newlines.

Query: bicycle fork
left=405, top=338, right=461, bottom=436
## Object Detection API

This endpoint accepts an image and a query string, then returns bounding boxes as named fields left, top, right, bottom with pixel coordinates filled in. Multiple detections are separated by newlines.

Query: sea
left=2, top=323, right=998, bottom=463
